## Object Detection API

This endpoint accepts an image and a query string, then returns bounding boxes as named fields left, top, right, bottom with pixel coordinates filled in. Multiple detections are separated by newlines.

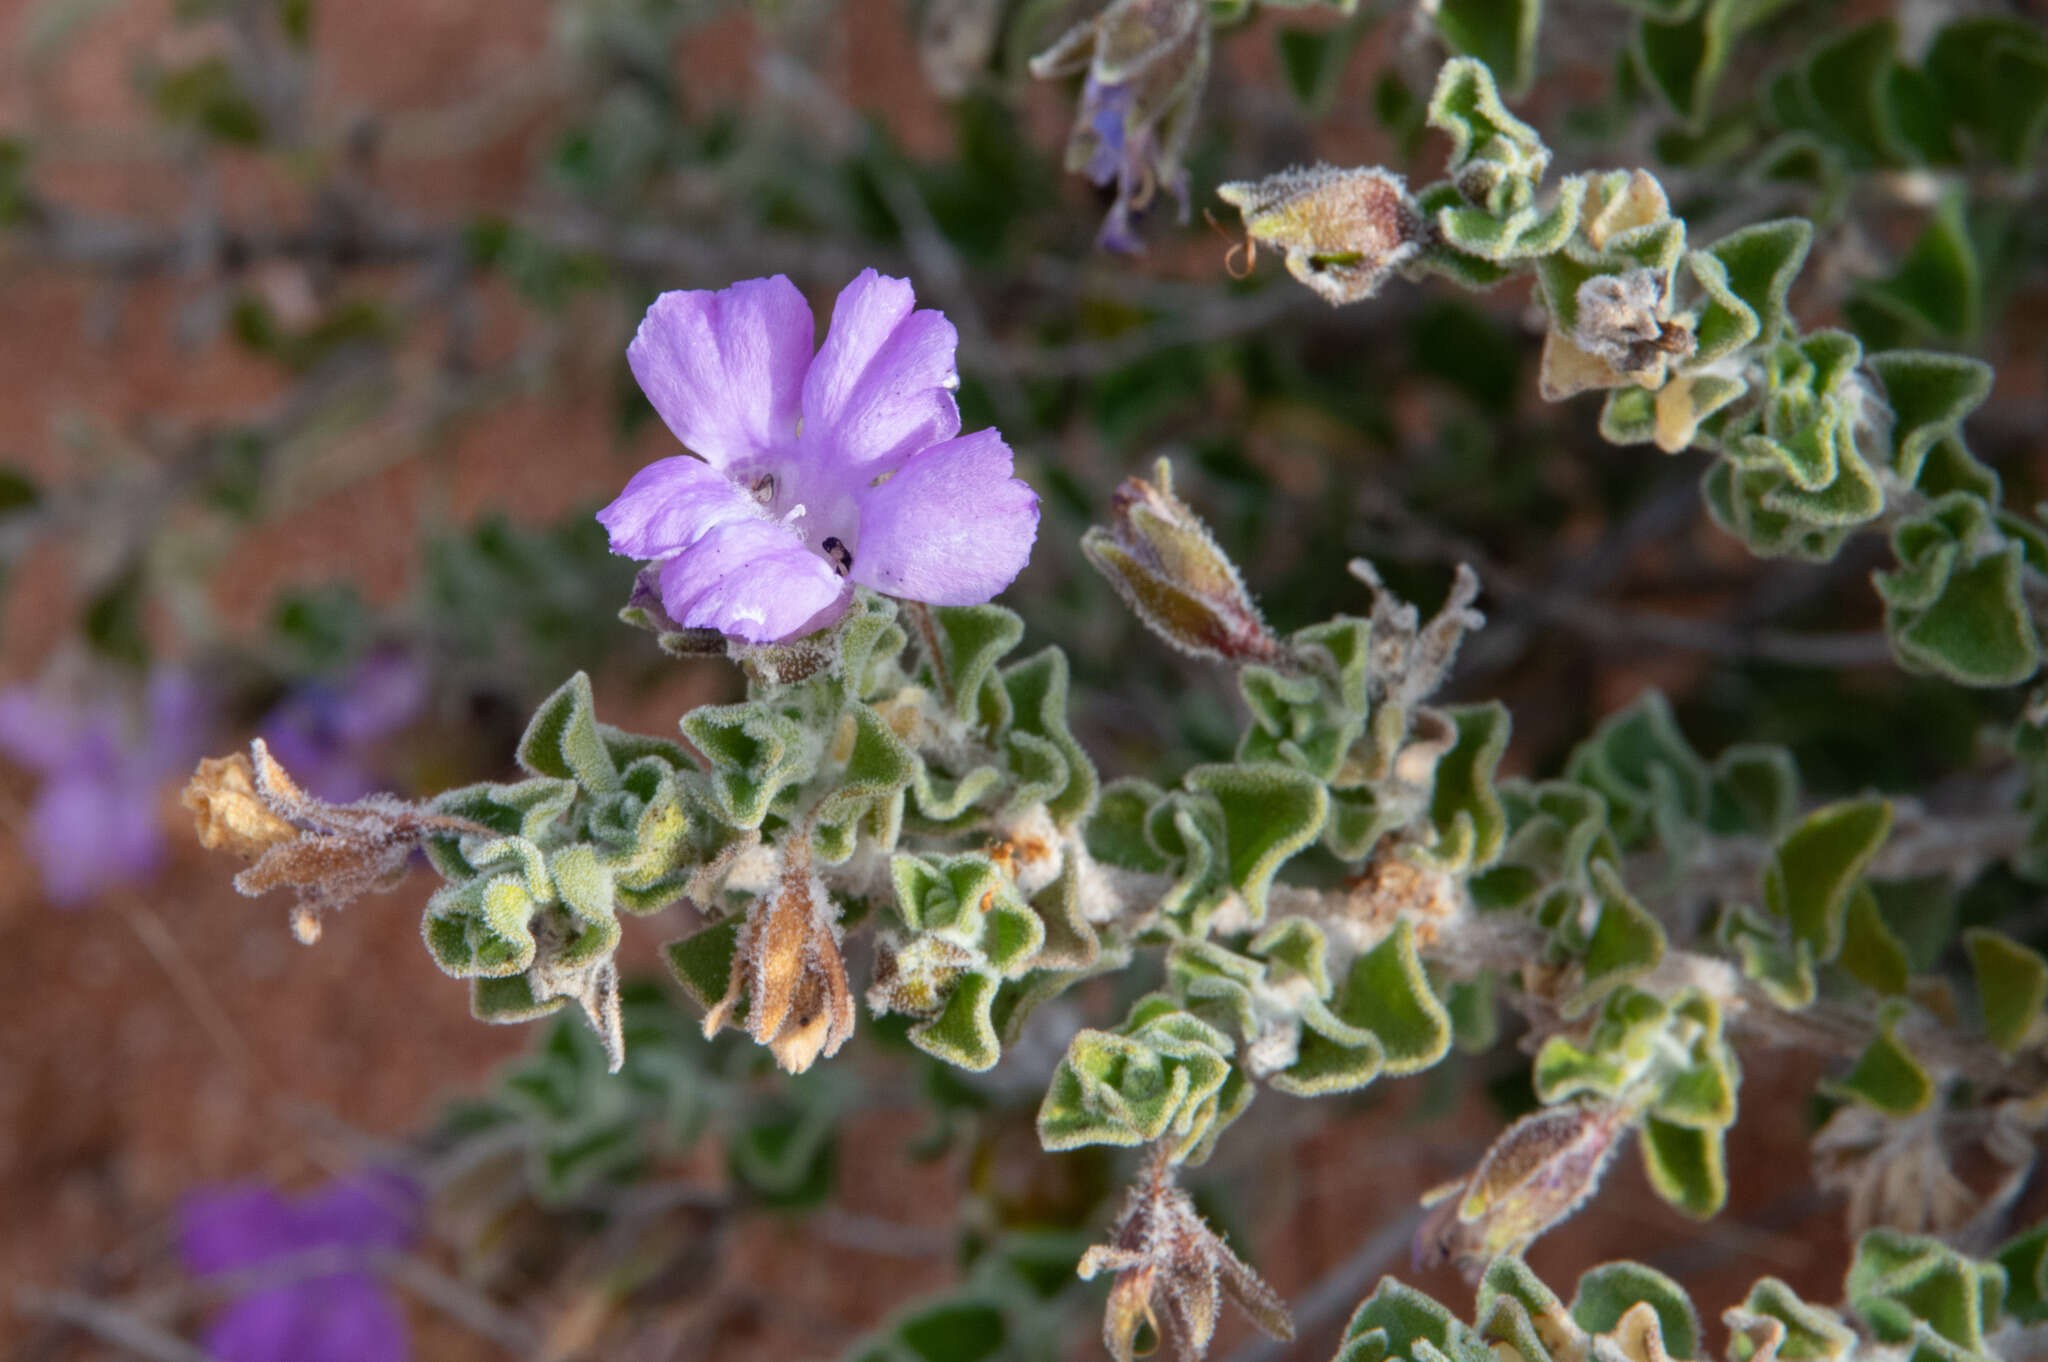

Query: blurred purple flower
left=598, top=270, right=1039, bottom=644
left=181, top=1169, right=421, bottom=1362
left=0, top=670, right=208, bottom=905
left=1030, top=0, right=1210, bottom=254
left=260, top=651, right=428, bottom=802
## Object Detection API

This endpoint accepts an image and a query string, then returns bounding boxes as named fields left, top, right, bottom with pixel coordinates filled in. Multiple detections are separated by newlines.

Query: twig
left=13, top=1286, right=221, bottom=1362
left=113, top=894, right=264, bottom=1082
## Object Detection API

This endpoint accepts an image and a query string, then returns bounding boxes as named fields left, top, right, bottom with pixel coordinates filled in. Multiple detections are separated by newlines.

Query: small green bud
left=1082, top=459, right=1282, bottom=664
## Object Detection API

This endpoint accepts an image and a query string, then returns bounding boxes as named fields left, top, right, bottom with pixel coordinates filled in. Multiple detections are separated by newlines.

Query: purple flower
left=597, top=270, right=1039, bottom=644
left=180, top=1169, right=421, bottom=1362
left=260, top=651, right=428, bottom=802
left=1030, top=0, right=1211, bottom=254
left=0, top=669, right=208, bottom=905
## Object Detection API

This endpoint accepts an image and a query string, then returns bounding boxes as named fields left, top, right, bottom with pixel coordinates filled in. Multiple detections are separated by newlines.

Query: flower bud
left=1414, top=1099, right=1630, bottom=1276
left=1215, top=165, right=1425, bottom=305
left=1082, top=459, right=1281, bottom=664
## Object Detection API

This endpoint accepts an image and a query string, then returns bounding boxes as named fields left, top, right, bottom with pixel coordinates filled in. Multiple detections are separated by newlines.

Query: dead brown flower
left=701, top=840, right=856, bottom=1074
left=1079, top=1147, right=1293, bottom=1362
left=184, top=738, right=488, bottom=943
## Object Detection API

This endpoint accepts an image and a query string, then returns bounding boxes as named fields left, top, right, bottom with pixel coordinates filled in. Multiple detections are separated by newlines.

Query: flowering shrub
left=7, top=3, right=2048, bottom=1361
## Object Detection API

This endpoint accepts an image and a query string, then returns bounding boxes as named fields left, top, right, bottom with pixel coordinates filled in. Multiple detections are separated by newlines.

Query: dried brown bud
left=1079, top=1149, right=1293, bottom=1362
left=191, top=739, right=487, bottom=941
left=702, top=842, right=855, bottom=1074
left=1414, top=1099, right=1630, bottom=1278
left=1216, top=164, right=1424, bottom=305
left=1082, top=459, right=1281, bottom=665
left=183, top=752, right=299, bottom=858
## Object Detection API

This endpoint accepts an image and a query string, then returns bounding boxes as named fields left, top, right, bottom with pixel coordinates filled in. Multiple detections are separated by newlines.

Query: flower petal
left=800, top=270, right=961, bottom=476
left=205, top=1277, right=409, bottom=1362
left=299, top=1170, right=421, bottom=1252
left=627, top=276, right=813, bottom=469
left=181, top=1184, right=302, bottom=1275
left=657, top=521, right=850, bottom=644
left=851, top=429, right=1039, bottom=605
left=597, top=456, right=767, bottom=560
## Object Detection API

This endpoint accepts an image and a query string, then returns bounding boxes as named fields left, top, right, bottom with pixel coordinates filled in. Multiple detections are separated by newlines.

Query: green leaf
left=1687, top=217, right=1811, bottom=364
left=1825, top=1002, right=1934, bottom=1116
left=1086, top=778, right=1171, bottom=872
left=1925, top=17, right=2048, bottom=169
left=1426, top=57, right=1550, bottom=216
left=906, top=969, right=1004, bottom=1072
left=1435, top=0, right=1542, bottom=98
left=1572, top=1262, right=1700, bottom=1358
left=1640, top=1114, right=1727, bottom=1218
left=1836, top=885, right=1910, bottom=996
left=1764, top=798, right=1893, bottom=959
left=1182, top=762, right=1329, bottom=921
left=680, top=701, right=816, bottom=827
left=1849, top=193, right=1980, bottom=345
left=927, top=603, right=1024, bottom=725
left=1724, top=1278, right=1857, bottom=1361
left=1996, top=1225, right=2048, bottom=1324
left=1847, top=1229, right=2006, bottom=1352
left=1707, top=743, right=1800, bottom=838
left=1876, top=493, right=2042, bottom=687
left=1572, top=862, right=1668, bottom=1015
left=1720, top=905, right=1816, bottom=1010
left=812, top=703, right=915, bottom=863
left=665, top=916, right=742, bottom=1014
left=1865, top=350, right=1993, bottom=488
left=1564, top=691, right=1705, bottom=847
left=1003, top=647, right=1099, bottom=825
left=1802, top=20, right=1906, bottom=164
left=517, top=672, right=621, bottom=794
left=1425, top=702, right=1511, bottom=870
left=1964, top=928, right=2047, bottom=1053
left=1275, top=16, right=1367, bottom=112
left=1343, top=918, right=1453, bottom=1074
left=1037, top=997, right=1245, bottom=1164
left=1334, top=1277, right=1489, bottom=1362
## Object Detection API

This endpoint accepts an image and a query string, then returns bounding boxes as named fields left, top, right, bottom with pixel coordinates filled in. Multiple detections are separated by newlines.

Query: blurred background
left=1, top=0, right=2044, bottom=1358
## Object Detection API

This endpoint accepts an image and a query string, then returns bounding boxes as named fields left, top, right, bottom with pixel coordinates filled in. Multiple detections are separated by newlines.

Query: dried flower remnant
left=185, top=739, right=488, bottom=944
left=1079, top=1148, right=1293, bottom=1362
left=1082, top=458, right=1283, bottom=664
left=1573, top=269, right=1696, bottom=380
left=1414, top=1099, right=1631, bottom=1277
left=1030, top=0, right=1209, bottom=254
left=701, top=840, right=856, bottom=1074
left=0, top=669, right=209, bottom=906
left=599, top=271, right=1038, bottom=644
left=1215, top=166, right=1426, bottom=305
left=1813, top=1099, right=2042, bottom=1240
left=181, top=1168, right=421, bottom=1362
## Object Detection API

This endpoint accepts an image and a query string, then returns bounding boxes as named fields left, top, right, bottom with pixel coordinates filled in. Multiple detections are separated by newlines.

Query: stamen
left=822, top=537, right=853, bottom=577
left=750, top=473, right=777, bottom=506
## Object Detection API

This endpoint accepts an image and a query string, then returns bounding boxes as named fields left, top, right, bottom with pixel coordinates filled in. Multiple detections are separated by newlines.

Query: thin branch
left=13, top=1286, right=221, bottom=1362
